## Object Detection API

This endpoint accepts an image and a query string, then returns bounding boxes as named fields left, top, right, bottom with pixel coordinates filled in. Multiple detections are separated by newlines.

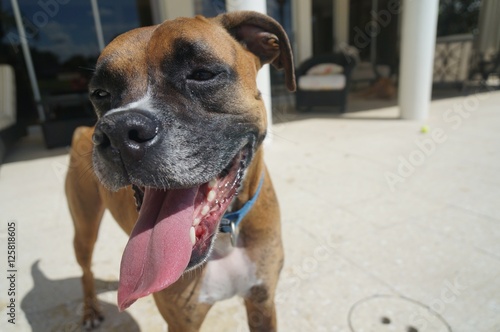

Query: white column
left=398, top=0, right=439, bottom=120
left=292, top=0, right=312, bottom=65
left=226, top=0, right=273, bottom=135
left=153, top=0, right=195, bottom=22
left=334, top=0, right=350, bottom=46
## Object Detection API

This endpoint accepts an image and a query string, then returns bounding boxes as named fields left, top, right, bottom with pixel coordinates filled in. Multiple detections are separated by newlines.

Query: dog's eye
left=92, top=89, right=110, bottom=99
left=188, top=70, right=216, bottom=81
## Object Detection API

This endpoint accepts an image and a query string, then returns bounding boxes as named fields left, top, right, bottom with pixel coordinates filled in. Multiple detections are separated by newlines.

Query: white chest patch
left=198, top=234, right=260, bottom=304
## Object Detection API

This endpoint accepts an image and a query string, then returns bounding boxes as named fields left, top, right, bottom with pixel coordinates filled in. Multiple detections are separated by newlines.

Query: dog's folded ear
left=215, top=11, right=296, bottom=92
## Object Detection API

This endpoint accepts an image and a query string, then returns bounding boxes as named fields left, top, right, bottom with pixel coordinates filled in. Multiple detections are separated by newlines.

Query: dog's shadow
left=21, top=261, right=140, bottom=332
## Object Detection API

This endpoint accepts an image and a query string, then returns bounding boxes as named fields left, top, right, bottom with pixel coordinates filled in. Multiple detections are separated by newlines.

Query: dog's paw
left=82, top=314, right=104, bottom=330
left=82, top=303, right=104, bottom=330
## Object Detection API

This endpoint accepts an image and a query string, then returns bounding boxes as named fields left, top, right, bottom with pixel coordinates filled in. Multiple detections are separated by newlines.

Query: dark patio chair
left=295, top=53, right=357, bottom=113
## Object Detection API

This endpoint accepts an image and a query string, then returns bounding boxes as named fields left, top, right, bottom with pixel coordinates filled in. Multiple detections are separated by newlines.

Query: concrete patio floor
left=1, top=90, right=500, bottom=331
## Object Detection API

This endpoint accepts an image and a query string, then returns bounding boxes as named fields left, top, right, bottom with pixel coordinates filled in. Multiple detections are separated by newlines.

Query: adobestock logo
left=385, top=127, right=447, bottom=192
left=7, top=0, right=71, bottom=49
left=352, top=0, right=401, bottom=49
left=385, top=88, right=492, bottom=192
left=409, top=274, right=468, bottom=331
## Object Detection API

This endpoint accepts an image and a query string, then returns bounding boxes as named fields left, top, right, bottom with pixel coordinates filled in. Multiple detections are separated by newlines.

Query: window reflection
left=0, top=0, right=152, bottom=129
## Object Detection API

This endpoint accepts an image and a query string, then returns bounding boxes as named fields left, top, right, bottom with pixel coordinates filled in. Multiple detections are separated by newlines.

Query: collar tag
left=220, top=172, right=265, bottom=246
left=220, top=218, right=239, bottom=247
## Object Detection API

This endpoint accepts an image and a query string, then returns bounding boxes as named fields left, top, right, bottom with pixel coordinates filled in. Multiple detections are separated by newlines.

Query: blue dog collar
left=220, top=173, right=265, bottom=246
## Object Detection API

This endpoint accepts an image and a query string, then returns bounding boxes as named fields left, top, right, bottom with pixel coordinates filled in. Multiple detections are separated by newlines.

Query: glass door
left=1, top=0, right=152, bottom=146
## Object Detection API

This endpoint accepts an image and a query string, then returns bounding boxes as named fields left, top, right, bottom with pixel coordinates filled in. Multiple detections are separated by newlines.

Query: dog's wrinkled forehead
left=148, top=16, right=240, bottom=67
left=93, top=26, right=155, bottom=102
left=93, top=16, right=258, bottom=104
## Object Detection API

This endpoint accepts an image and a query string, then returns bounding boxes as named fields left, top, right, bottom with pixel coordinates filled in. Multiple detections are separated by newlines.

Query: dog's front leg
left=65, top=127, right=106, bottom=328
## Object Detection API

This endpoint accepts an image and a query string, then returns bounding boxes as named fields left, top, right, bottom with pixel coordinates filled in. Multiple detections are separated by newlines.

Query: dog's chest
left=198, top=235, right=260, bottom=304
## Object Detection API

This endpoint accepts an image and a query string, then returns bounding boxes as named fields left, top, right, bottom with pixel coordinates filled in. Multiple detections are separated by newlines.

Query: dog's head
left=88, top=11, right=294, bottom=310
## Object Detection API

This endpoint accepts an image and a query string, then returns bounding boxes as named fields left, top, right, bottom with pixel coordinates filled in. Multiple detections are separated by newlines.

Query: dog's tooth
left=208, top=178, right=217, bottom=188
left=190, top=227, right=196, bottom=245
left=193, top=217, right=201, bottom=227
left=201, top=205, right=210, bottom=216
left=207, top=190, right=216, bottom=202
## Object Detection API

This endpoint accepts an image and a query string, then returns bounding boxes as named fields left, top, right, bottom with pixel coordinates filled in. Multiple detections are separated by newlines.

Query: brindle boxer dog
left=65, top=11, right=295, bottom=332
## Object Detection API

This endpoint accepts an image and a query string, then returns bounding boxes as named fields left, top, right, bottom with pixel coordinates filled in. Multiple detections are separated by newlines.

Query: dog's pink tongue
left=118, top=187, right=197, bottom=311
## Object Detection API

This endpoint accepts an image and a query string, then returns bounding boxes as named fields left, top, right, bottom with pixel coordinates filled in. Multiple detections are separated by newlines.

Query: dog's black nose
left=93, top=110, right=159, bottom=161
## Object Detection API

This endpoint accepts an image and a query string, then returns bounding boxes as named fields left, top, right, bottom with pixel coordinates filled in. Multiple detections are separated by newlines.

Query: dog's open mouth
left=117, top=148, right=248, bottom=311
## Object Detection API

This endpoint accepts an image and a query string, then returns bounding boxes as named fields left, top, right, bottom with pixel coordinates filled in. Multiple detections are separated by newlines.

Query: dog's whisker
left=80, top=151, right=93, bottom=157
left=266, top=129, right=300, bottom=144
left=76, top=163, right=96, bottom=182
left=78, top=65, right=96, bottom=72
left=157, top=177, right=167, bottom=191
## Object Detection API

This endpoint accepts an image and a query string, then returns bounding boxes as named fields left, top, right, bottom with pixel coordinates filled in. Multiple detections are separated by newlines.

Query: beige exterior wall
left=292, top=0, right=313, bottom=65
left=334, top=0, right=350, bottom=46
left=152, top=0, right=195, bottom=23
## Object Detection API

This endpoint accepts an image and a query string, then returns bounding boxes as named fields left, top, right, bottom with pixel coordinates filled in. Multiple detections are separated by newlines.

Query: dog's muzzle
left=93, top=109, right=160, bottom=162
